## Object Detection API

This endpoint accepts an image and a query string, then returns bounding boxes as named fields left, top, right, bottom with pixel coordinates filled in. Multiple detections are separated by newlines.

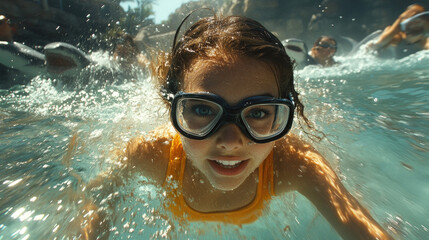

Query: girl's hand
left=80, top=202, right=109, bottom=240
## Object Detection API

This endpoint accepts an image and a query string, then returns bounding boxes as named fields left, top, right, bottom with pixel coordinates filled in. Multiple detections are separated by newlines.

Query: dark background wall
left=139, top=0, right=428, bottom=53
left=1, top=0, right=428, bottom=52
left=238, top=0, right=424, bottom=44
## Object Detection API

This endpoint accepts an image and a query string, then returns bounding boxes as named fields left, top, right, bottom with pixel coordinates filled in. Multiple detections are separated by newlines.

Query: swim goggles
left=170, top=91, right=295, bottom=143
left=400, top=11, right=429, bottom=32
left=316, top=42, right=337, bottom=49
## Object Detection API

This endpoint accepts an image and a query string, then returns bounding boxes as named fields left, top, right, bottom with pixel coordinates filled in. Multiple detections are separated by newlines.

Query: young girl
left=83, top=14, right=391, bottom=239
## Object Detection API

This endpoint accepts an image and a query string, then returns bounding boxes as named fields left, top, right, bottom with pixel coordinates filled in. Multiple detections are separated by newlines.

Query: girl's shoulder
left=273, top=134, right=328, bottom=193
left=273, top=133, right=322, bottom=162
left=126, top=124, right=176, bottom=184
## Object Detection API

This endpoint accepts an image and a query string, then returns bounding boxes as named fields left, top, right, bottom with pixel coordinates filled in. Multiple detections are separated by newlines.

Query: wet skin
left=310, top=37, right=337, bottom=66
left=180, top=56, right=278, bottom=192
left=123, top=56, right=392, bottom=239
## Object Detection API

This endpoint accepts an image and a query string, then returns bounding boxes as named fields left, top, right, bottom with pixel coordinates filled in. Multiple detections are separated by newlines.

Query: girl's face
left=180, top=56, right=279, bottom=191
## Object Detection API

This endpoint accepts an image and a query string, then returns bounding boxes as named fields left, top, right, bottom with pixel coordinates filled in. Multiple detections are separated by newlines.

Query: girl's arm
left=73, top=124, right=174, bottom=239
left=274, top=136, right=392, bottom=240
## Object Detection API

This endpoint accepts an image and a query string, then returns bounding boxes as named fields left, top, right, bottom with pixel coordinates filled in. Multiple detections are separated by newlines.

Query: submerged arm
left=275, top=136, right=392, bottom=239
left=299, top=152, right=391, bottom=239
left=74, top=124, right=174, bottom=239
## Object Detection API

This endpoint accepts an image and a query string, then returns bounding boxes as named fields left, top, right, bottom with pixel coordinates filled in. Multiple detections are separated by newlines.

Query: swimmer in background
left=0, top=15, right=16, bottom=42
left=79, top=14, right=392, bottom=240
left=112, top=33, right=149, bottom=69
left=0, top=14, right=18, bottom=88
left=309, top=35, right=338, bottom=67
left=368, top=4, right=429, bottom=55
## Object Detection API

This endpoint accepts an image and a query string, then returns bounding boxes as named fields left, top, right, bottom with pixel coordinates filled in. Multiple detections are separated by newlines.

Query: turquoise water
left=1, top=50, right=428, bottom=239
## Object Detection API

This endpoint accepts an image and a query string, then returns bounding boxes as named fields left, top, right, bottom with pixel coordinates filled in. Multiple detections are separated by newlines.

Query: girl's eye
left=193, top=105, right=214, bottom=116
left=248, top=109, right=268, bottom=119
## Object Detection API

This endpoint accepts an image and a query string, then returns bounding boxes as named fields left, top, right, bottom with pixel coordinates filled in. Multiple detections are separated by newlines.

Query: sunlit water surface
left=1, top=50, right=428, bottom=239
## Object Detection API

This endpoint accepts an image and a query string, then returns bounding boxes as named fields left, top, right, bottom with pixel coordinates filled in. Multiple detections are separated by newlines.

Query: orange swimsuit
left=163, top=134, right=275, bottom=225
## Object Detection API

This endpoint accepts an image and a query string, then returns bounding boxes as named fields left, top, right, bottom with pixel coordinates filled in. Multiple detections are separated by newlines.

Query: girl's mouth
left=208, top=159, right=249, bottom=176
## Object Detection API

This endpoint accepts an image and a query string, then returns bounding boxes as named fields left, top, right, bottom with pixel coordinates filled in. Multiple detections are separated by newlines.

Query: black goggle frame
left=170, top=91, right=295, bottom=143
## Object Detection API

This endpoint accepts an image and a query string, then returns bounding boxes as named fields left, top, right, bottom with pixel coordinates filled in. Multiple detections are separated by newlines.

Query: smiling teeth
left=214, top=160, right=244, bottom=168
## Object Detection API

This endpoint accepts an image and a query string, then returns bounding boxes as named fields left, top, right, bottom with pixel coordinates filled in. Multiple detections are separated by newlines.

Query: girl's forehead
left=182, top=57, right=279, bottom=102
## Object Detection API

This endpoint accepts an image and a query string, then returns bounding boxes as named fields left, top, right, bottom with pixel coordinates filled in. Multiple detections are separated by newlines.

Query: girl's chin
left=208, top=177, right=247, bottom=191
left=212, top=183, right=241, bottom=191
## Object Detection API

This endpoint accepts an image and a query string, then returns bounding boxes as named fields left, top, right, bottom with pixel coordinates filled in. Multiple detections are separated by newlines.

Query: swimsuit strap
left=163, top=134, right=274, bottom=225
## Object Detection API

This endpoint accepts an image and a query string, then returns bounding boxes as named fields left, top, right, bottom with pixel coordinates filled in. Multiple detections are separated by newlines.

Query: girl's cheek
left=181, top=137, right=210, bottom=157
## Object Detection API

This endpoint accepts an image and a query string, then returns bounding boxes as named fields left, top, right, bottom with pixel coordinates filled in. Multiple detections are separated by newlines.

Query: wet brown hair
left=151, top=14, right=310, bottom=126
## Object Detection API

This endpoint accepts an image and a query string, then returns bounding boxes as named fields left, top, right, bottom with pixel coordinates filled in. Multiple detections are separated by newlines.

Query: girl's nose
left=215, top=123, right=245, bottom=151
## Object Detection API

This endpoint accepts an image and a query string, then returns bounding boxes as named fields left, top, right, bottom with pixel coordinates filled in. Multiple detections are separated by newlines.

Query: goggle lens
left=176, top=98, right=223, bottom=137
left=242, top=104, right=290, bottom=140
left=317, top=42, right=336, bottom=49
left=173, top=94, right=294, bottom=142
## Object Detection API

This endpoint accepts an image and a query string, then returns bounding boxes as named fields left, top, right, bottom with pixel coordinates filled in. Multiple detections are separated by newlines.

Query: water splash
left=1, top=50, right=429, bottom=239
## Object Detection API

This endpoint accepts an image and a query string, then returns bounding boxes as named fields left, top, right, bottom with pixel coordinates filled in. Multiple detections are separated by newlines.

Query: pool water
left=0, top=49, right=428, bottom=239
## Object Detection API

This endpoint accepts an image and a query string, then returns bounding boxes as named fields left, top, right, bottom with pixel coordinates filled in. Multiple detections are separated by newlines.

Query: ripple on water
left=1, top=50, right=429, bottom=239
